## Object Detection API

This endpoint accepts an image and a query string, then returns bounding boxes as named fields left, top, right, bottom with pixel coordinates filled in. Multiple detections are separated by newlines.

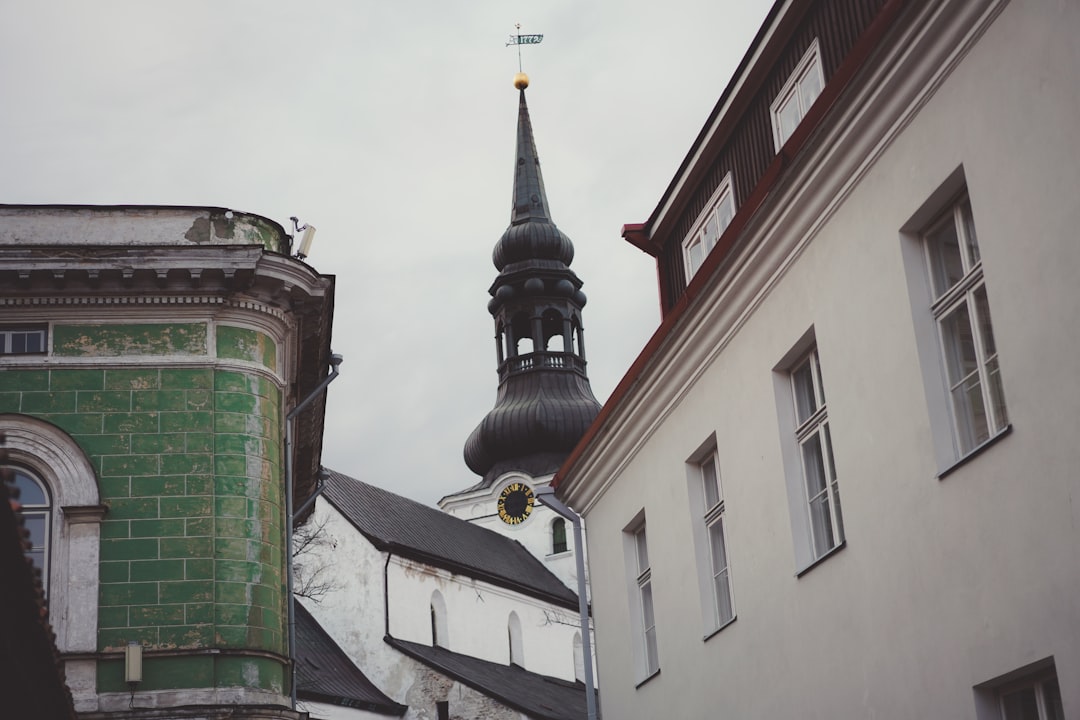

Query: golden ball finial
left=513, top=72, right=530, bottom=90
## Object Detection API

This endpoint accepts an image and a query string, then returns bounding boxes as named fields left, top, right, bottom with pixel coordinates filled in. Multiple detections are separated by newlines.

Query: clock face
left=497, top=482, right=535, bottom=525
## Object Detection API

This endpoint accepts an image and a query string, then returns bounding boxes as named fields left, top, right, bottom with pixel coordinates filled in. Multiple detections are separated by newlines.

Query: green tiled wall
left=52, top=323, right=208, bottom=357
left=0, top=365, right=287, bottom=693
left=216, top=326, right=277, bottom=371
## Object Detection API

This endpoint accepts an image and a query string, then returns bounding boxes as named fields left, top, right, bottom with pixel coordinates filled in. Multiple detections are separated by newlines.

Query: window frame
left=686, top=443, right=736, bottom=636
left=0, top=324, right=48, bottom=356
left=771, top=39, right=825, bottom=150
left=551, top=517, right=568, bottom=555
left=682, top=172, right=736, bottom=283
left=623, top=513, right=659, bottom=683
left=923, top=193, right=1008, bottom=458
left=6, top=465, right=52, bottom=595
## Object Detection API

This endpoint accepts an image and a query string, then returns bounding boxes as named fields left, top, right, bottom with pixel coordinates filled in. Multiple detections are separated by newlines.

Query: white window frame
left=770, top=39, right=825, bottom=151
left=0, top=325, right=47, bottom=355
left=773, top=333, right=845, bottom=572
left=998, top=673, right=1064, bottom=720
left=974, top=657, right=1065, bottom=720
left=682, top=172, right=736, bottom=283
left=924, top=193, right=1008, bottom=457
left=623, top=514, right=659, bottom=682
left=690, top=448, right=735, bottom=634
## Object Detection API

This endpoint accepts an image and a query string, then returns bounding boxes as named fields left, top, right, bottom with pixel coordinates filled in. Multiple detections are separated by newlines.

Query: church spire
left=463, top=76, right=602, bottom=486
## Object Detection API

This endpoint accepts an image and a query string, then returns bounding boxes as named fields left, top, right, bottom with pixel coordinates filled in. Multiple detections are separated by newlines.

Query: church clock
left=497, top=482, right=535, bottom=525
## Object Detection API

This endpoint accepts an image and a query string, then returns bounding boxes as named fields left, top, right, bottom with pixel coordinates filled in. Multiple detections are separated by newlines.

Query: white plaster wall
left=571, top=1, right=1080, bottom=718
left=299, top=498, right=583, bottom=720
left=297, top=700, right=394, bottom=720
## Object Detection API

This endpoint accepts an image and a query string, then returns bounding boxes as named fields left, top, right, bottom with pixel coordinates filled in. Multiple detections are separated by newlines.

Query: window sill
left=634, top=668, right=661, bottom=690
left=794, top=540, right=846, bottom=578
left=702, top=615, right=737, bottom=643
left=937, top=425, right=1012, bottom=480
left=546, top=549, right=573, bottom=560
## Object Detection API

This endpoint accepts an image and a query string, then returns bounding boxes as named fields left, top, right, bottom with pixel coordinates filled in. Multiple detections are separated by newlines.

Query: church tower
left=462, top=73, right=602, bottom=489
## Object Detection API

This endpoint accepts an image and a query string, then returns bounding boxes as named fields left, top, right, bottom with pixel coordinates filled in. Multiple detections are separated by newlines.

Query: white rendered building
left=554, top=0, right=1079, bottom=718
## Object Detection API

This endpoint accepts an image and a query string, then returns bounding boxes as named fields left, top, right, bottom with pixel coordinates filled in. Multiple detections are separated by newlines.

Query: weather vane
left=506, top=23, right=543, bottom=73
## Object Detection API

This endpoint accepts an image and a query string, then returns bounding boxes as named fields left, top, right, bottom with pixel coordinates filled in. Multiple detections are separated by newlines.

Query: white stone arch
left=430, top=589, right=449, bottom=648
left=508, top=611, right=524, bottom=667
left=1, top=413, right=104, bottom=710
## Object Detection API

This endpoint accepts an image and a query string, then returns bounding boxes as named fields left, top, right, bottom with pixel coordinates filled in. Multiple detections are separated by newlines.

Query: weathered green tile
left=130, top=433, right=185, bottom=454
left=185, top=390, right=212, bottom=411
left=72, top=433, right=130, bottom=457
left=215, top=475, right=256, bottom=498
left=214, top=391, right=258, bottom=415
left=185, top=474, right=212, bottom=495
left=160, top=580, right=213, bottom=604
left=102, top=454, right=159, bottom=478
left=0, top=369, right=48, bottom=392
left=214, top=626, right=249, bottom=649
left=214, top=370, right=253, bottom=394
left=21, top=391, right=76, bottom=413
left=97, top=654, right=214, bottom=693
left=99, top=476, right=130, bottom=500
left=214, top=455, right=248, bottom=478
left=130, top=519, right=185, bottom=539
left=130, top=603, right=186, bottom=627
left=160, top=536, right=212, bottom=559
left=249, top=583, right=278, bottom=609
left=99, top=581, right=158, bottom=606
left=105, top=369, right=161, bottom=391
left=130, top=558, right=185, bottom=581
left=215, top=497, right=248, bottom=519
left=98, top=627, right=158, bottom=653
left=160, top=411, right=212, bottom=433
left=132, top=390, right=186, bottom=412
left=99, top=561, right=129, bottom=583
left=105, top=498, right=159, bottom=521
left=216, top=655, right=284, bottom=689
left=214, top=538, right=248, bottom=560
left=53, top=323, right=207, bottom=357
left=160, top=453, right=211, bottom=475
left=160, top=624, right=213, bottom=648
left=161, top=368, right=213, bottom=390
left=98, top=605, right=129, bottom=629
left=217, top=326, right=277, bottom=370
left=103, top=412, right=159, bottom=434
left=215, top=560, right=260, bottom=583
left=215, top=581, right=248, bottom=605
left=185, top=559, right=213, bottom=580
left=185, top=517, right=213, bottom=537
left=217, top=517, right=259, bottom=540
left=0, top=392, right=20, bottom=412
left=131, top=475, right=185, bottom=497
left=50, top=369, right=105, bottom=391
left=101, top=537, right=158, bottom=561
left=100, top=521, right=130, bottom=540
left=160, top=497, right=212, bottom=519
left=185, top=603, right=213, bottom=624
left=52, top=413, right=103, bottom=435
left=215, top=603, right=250, bottom=626
left=77, top=391, right=131, bottom=413
left=185, top=434, right=213, bottom=454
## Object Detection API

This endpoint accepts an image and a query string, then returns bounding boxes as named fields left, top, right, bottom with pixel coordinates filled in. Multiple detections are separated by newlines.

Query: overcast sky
left=1, top=0, right=774, bottom=506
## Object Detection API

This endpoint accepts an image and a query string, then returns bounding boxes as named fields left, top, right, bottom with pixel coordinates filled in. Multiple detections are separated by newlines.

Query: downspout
left=384, top=551, right=393, bottom=638
left=534, top=486, right=598, bottom=720
left=285, top=353, right=343, bottom=710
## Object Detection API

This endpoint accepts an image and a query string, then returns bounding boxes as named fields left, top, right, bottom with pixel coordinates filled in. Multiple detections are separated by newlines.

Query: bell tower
left=462, top=74, right=602, bottom=487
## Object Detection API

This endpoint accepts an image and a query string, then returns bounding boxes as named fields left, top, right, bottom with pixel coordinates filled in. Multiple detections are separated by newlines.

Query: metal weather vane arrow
left=506, top=23, right=543, bottom=72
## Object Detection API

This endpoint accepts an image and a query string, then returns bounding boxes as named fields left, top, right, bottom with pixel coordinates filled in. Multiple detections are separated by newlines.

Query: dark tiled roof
left=295, top=602, right=407, bottom=716
left=322, top=469, right=579, bottom=610
left=386, top=637, right=591, bottom=720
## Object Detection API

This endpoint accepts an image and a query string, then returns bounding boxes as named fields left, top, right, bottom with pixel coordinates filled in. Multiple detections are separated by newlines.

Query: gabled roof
left=386, top=636, right=592, bottom=720
left=323, top=469, right=579, bottom=610
left=295, top=602, right=407, bottom=716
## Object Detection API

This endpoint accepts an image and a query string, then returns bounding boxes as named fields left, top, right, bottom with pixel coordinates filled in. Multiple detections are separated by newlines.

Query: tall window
left=999, top=674, right=1064, bottom=720
left=430, top=590, right=448, bottom=648
left=925, top=194, right=1007, bottom=456
left=791, top=347, right=844, bottom=560
left=683, top=173, right=736, bottom=282
left=551, top=518, right=568, bottom=554
left=697, top=452, right=734, bottom=629
left=508, top=611, right=524, bottom=666
left=8, top=466, right=51, bottom=594
left=633, top=524, right=658, bottom=677
left=0, top=325, right=47, bottom=355
left=771, top=40, right=825, bottom=150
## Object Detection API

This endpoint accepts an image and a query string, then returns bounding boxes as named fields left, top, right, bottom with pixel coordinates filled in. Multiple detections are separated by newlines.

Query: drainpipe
left=285, top=353, right=343, bottom=710
left=534, top=486, right=598, bottom=720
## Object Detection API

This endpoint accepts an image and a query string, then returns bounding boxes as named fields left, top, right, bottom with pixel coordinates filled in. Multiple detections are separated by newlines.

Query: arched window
left=508, top=611, right=524, bottom=666
left=1, top=414, right=103, bottom=710
left=552, top=517, right=568, bottom=554
left=8, top=466, right=51, bottom=594
left=430, top=589, right=448, bottom=648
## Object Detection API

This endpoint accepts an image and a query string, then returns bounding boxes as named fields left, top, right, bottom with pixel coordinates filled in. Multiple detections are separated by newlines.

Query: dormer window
left=683, top=173, right=736, bottom=283
left=771, top=39, right=825, bottom=150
